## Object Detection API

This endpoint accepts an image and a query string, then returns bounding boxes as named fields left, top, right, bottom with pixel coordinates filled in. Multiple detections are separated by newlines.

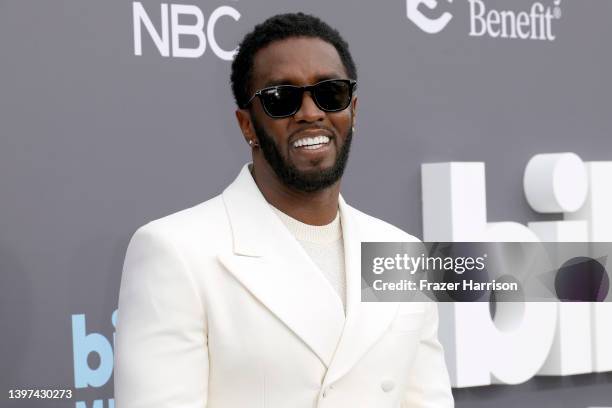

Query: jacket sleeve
left=402, top=302, right=454, bottom=407
left=114, top=225, right=208, bottom=408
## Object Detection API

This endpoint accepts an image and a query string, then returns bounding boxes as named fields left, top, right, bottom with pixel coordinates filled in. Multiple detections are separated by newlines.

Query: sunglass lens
left=260, top=86, right=301, bottom=117
left=314, top=80, right=351, bottom=111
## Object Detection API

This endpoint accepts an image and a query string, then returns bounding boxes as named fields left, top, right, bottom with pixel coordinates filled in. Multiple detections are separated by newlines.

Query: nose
left=293, top=90, right=325, bottom=123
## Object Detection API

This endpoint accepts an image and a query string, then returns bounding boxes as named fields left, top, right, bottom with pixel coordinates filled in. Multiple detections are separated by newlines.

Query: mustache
left=289, top=125, right=336, bottom=141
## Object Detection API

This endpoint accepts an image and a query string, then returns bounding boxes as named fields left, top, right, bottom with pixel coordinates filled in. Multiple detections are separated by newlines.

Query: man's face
left=247, top=37, right=357, bottom=192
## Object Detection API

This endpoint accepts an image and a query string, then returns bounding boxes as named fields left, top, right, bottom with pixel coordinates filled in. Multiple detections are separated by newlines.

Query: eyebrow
left=262, top=73, right=344, bottom=88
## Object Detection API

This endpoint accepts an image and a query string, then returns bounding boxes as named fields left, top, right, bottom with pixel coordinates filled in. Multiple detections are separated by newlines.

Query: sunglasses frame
left=242, top=78, right=357, bottom=119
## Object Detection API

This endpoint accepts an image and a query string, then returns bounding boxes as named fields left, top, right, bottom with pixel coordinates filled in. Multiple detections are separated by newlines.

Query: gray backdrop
left=1, top=0, right=611, bottom=407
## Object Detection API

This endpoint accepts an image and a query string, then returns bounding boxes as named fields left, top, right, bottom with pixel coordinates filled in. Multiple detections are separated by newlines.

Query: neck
left=251, top=159, right=340, bottom=226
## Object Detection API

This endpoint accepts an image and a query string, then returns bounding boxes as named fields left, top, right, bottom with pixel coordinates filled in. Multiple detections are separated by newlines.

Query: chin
left=296, top=163, right=335, bottom=176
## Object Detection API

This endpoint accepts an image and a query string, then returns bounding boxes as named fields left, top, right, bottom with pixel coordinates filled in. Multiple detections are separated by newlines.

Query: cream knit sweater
left=270, top=205, right=347, bottom=314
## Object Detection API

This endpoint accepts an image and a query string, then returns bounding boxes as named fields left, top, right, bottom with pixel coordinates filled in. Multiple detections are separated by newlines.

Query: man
left=114, top=12, right=453, bottom=408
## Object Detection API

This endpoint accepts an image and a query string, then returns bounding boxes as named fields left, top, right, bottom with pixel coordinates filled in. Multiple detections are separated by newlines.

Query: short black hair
left=230, top=12, right=358, bottom=108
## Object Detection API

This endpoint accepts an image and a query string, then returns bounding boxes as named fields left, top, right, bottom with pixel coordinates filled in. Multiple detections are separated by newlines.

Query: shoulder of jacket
left=347, top=205, right=421, bottom=243
left=134, top=194, right=228, bottom=244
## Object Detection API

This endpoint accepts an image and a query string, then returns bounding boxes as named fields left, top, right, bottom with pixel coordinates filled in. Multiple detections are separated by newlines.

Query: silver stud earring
left=248, top=139, right=259, bottom=147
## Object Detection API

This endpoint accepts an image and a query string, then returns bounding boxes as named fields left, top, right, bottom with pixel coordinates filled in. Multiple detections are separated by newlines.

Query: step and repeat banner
left=1, top=0, right=611, bottom=407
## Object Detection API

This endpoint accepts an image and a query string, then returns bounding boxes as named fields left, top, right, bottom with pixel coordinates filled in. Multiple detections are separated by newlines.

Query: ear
left=235, top=109, right=254, bottom=144
left=351, top=96, right=358, bottom=129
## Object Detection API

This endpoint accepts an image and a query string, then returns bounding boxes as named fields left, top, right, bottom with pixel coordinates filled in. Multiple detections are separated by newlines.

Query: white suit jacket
left=114, top=164, right=453, bottom=408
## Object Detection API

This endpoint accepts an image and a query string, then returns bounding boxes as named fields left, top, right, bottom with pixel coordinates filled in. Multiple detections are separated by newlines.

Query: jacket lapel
left=217, top=165, right=345, bottom=367
left=322, top=198, right=400, bottom=386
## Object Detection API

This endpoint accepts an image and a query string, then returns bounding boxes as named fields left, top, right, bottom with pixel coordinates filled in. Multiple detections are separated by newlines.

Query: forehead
left=251, top=37, right=348, bottom=88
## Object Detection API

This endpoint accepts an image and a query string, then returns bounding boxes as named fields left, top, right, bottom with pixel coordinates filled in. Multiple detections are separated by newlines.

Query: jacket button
left=381, top=380, right=395, bottom=392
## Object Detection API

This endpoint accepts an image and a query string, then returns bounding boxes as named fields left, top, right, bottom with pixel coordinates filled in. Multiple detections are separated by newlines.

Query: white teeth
left=293, top=135, right=330, bottom=148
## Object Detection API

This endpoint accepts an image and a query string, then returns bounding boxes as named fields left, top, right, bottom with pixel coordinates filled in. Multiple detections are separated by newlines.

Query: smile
left=292, top=135, right=331, bottom=150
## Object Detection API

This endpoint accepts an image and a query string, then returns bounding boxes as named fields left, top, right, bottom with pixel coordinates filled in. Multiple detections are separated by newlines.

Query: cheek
left=268, top=125, right=292, bottom=150
left=329, top=112, right=352, bottom=136
left=253, top=114, right=290, bottom=144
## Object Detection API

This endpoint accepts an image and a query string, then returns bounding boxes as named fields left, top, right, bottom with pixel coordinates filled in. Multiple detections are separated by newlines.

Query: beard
left=251, top=117, right=353, bottom=193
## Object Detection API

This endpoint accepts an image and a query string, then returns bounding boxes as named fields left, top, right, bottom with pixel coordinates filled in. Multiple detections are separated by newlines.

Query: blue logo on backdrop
left=71, top=310, right=117, bottom=408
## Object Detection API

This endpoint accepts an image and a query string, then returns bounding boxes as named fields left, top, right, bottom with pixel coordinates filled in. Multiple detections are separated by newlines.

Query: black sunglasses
left=242, top=79, right=357, bottom=118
